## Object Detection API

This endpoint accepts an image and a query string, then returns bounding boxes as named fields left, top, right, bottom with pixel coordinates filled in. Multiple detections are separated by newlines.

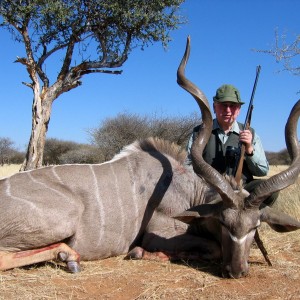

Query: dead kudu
left=0, top=37, right=300, bottom=279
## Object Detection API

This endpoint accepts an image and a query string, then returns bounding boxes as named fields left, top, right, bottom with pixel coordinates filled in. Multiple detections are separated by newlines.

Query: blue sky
left=1, top=0, right=299, bottom=152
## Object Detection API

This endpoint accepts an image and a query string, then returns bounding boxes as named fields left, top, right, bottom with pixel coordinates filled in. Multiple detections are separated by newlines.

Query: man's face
left=213, top=102, right=241, bottom=128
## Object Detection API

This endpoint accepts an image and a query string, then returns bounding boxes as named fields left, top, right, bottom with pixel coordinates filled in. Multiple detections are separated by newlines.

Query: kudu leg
left=0, top=243, right=81, bottom=272
left=126, top=246, right=221, bottom=262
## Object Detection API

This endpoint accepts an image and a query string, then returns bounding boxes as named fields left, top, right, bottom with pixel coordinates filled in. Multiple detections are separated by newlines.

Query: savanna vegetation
left=0, top=111, right=291, bottom=169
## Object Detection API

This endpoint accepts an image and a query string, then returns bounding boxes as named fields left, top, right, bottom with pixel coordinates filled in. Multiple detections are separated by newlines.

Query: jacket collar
left=213, top=119, right=240, bottom=134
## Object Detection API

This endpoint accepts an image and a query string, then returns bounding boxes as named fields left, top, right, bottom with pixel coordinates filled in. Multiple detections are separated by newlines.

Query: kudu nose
left=223, top=265, right=249, bottom=279
left=230, top=270, right=248, bottom=279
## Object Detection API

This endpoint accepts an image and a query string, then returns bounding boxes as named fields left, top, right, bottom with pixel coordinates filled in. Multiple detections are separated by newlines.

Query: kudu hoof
left=67, top=261, right=81, bottom=273
left=124, top=246, right=144, bottom=260
left=57, top=250, right=81, bottom=273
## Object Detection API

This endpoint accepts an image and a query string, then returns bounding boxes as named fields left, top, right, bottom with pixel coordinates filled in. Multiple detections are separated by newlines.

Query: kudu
left=0, top=37, right=300, bottom=279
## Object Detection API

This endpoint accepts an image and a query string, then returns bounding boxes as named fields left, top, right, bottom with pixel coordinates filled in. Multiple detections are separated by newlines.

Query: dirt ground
left=0, top=225, right=299, bottom=300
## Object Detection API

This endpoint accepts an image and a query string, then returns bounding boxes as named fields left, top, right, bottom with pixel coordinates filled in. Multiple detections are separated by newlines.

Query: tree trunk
left=20, top=91, right=53, bottom=171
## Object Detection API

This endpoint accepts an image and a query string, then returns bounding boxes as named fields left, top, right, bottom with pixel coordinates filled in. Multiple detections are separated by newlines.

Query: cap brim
left=214, top=97, right=245, bottom=105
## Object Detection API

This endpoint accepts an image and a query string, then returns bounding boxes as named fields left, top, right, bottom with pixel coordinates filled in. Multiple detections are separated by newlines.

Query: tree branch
left=80, top=69, right=123, bottom=76
left=21, top=82, right=33, bottom=89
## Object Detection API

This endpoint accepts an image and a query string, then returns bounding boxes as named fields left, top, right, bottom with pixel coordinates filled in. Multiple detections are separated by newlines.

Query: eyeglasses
left=215, top=103, right=241, bottom=110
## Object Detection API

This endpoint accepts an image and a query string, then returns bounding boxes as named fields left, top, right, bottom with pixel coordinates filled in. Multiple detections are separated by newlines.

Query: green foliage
left=0, top=0, right=186, bottom=71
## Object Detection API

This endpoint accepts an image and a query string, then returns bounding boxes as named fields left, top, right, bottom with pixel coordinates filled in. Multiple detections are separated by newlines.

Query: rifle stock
left=234, top=66, right=261, bottom=184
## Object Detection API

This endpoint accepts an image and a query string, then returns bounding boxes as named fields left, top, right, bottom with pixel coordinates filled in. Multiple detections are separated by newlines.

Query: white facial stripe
left=229, top=232, right=250, bottom=245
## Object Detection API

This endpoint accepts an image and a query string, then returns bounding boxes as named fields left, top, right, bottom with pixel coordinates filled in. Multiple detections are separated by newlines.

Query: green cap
left=213, top=84, right=244, bottom=105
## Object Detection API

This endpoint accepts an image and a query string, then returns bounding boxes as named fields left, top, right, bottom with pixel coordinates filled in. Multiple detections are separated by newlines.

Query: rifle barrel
left=235, top=65, right=261, bottom=182
left=243, top=65, right=261, bottom=129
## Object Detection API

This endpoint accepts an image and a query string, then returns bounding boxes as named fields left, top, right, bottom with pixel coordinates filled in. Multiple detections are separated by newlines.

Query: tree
left=0, top=137, right=14, bottom=165
left=0, top=137, right=24, bottom=165
left=0, top=0, right=185, bottom=170
left=257, top=29, right=300, bottom=76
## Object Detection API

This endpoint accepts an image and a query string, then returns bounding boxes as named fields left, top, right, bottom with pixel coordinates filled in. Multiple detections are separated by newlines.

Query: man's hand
left=239, top=130, right=254, bottom=155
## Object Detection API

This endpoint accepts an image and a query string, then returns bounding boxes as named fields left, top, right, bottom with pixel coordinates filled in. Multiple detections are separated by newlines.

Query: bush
left=43, top=138, right=82, bottom=165
left=58, top=146, right=103, bottom=164
left=266, top=148, right=290, bottom=165
left=0, top=137, right=25, bottom=165
left=89, top=111, right=199, bottom=161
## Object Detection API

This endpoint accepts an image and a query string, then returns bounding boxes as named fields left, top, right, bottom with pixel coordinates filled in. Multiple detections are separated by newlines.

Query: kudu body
left=0, top=37, right=300, bottom=278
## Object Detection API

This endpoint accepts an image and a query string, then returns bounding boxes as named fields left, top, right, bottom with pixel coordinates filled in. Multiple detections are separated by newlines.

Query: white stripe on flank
left=109, top=163, right=125, bottom=252
left=5, top=179, right=36, bottom=209
left=89, top=165, right=105, bottom=246
left=27, top=172, right=69, bottom=200
left=51, top=166, right=65, bottom=185
left=126, top=156, right=139, bottom=240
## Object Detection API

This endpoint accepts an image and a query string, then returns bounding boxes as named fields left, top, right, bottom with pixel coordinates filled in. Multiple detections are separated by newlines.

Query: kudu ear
left=260, top=206, right=300, bottom=232
left=174, top=202, right=222, bottom=224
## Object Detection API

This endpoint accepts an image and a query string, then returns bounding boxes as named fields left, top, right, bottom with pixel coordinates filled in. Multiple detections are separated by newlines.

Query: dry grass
left=0, top=164, right=21, bottom=179
left=0, top=228, right=299, bottom=300
left=0, top=165, right=299, bottom=299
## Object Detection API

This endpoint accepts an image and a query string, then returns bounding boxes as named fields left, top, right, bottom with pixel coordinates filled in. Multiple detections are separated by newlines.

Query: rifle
left=233, top=65, right=272, bottom=267
left=234, top=65, right=261, bottom=184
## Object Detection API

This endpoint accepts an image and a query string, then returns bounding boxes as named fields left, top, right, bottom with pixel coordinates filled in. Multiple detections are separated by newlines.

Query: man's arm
left=245, top=133, right=269, bottom=176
